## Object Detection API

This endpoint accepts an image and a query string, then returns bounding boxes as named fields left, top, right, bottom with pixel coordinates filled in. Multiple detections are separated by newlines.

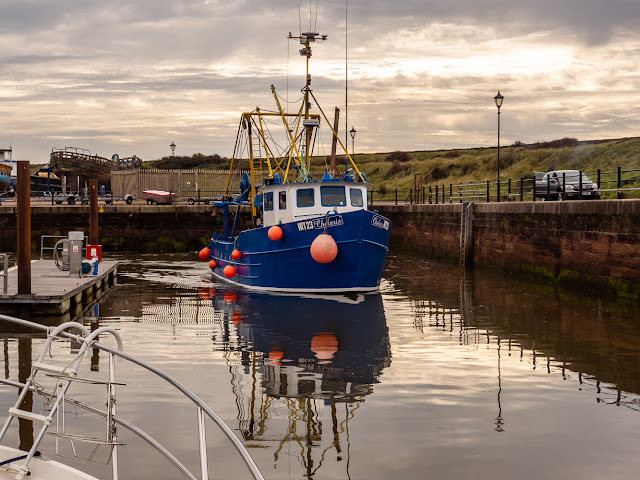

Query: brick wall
left=377, top=200, right=640, bottom=298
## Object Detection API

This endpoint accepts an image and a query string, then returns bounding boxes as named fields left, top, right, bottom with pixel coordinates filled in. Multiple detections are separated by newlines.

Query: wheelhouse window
left=320, top=186, right=346, bottom=206
left=264, top=192, right=274, bottom=211
left=279, top=191, right=286, bottom=209
left=297, top=188, right=315, bottom=207
left=350, top=188, right=363, bottom=207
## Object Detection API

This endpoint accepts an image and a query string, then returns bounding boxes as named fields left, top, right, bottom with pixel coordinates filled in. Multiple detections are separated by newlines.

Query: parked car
left=534, top=170, right=600, bottom=200
left=54, top=193, right=84, bottom=205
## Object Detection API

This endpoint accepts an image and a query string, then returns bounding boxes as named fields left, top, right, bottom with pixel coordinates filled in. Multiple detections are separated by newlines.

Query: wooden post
left=89, top=179, right=99, bottom=246
left=17, top=161, right=31, bottom=295
left=329, top=107, right=340, bottom=177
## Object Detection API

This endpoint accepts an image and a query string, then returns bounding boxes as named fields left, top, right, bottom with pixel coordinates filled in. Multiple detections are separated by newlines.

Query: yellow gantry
left=224, top=30, right=363, bottom=218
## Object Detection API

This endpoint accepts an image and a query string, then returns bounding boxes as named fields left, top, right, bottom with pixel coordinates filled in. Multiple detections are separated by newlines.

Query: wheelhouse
left=261, top=182, right=369, bottom=228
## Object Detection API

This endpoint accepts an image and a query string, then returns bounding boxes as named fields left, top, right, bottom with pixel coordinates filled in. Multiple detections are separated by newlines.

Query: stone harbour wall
left=376, top=199, right=640, bottom=299
left=2, top=200, right=640, bottom=298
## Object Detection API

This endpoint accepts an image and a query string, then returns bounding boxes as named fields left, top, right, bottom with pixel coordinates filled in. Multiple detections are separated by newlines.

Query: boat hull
left=0, top=165, right=10, bottom=192
left=0, top=446, right=98, bottom=479
left=210, top=209, right=391, bottom=292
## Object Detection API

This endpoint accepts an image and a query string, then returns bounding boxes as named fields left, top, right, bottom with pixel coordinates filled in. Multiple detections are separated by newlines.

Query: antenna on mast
left=345, top=0, right=348, bottom=150
left=314, top=0, right=319, bottom=32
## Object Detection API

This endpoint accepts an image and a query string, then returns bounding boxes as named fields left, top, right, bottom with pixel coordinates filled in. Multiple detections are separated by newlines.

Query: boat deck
left=0, top=260, right=117, bottom=316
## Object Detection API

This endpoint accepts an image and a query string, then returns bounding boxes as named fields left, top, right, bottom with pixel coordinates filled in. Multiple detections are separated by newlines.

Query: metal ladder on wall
left=0, top=322, right=124, bottom=480
left=460, top=202, right=474, bottom=267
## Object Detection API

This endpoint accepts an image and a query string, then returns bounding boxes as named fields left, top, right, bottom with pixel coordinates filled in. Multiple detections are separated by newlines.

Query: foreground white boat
left=0, top=314, right=264, bottom=480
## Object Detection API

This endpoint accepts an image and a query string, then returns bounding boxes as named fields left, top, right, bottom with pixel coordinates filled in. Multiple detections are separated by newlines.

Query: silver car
left=534, top=170, right=600, bottom=200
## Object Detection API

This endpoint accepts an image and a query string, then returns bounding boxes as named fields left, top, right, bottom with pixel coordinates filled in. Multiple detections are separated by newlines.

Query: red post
left=17, top=161, right=31, bottom=295
left=89, top=179, right=98, bottom=246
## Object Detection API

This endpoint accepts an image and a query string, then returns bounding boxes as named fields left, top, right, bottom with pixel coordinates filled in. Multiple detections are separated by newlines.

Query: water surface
left=1, top=252, right=639, bottom=479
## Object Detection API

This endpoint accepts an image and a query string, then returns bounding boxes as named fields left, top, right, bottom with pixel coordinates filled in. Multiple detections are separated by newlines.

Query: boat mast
left=288, top=31, right=327, bottom=177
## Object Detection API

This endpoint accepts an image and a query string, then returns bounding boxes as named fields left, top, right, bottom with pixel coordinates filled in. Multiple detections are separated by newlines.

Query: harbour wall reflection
left=385, top=255, right=640, bottom=409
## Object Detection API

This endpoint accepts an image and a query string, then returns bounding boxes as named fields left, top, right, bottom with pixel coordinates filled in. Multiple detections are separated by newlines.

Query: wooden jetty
left=0, top=259, right=117, bottom=316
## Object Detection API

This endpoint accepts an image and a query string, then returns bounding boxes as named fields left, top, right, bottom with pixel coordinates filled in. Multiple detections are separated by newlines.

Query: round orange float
left=231, top=249, right=242, bottom=260
left=198, top=247, right=211, bottom=260
left=268, top=225, right=283, bottom=241
left=310, top=234, right=338, bottom=263
left=223, top=265, right=237, bottom=278
left=208, top=259, right=218, bottom=269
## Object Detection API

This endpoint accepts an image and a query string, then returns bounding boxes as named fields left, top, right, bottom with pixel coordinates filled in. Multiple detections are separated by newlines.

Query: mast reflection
left=209, top=289, right=391, bottom=477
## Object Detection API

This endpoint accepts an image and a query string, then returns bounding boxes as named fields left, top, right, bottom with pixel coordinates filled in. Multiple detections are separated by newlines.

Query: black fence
left=369, top=167, right=640, bottom=205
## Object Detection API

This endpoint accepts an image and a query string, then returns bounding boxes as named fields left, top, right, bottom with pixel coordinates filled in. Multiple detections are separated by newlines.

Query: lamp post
left=494, top=91, right=504, bottom=202
left=349, top=126, right=356, bottom=157
left=170, top=142, right=176, bottom=157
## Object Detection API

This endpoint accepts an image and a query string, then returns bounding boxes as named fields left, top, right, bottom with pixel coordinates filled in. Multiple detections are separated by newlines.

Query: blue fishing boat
left=203, top=31, right=391, bottom=292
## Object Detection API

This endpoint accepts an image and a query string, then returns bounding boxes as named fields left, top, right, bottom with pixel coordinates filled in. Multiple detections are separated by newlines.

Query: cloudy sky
left=1, top=0, right=638, bottom=164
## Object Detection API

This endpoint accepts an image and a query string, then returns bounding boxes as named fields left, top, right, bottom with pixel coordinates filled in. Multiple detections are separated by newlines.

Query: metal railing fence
left=369, top=167, right=640, bottom=205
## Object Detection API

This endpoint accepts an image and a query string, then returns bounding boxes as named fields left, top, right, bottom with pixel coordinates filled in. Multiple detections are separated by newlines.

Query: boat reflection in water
left=205, top=287, right=391, bottom=473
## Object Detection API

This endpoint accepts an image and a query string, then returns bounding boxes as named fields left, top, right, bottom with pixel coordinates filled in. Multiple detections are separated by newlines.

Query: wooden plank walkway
left=0, top=260, right=118, bottom=316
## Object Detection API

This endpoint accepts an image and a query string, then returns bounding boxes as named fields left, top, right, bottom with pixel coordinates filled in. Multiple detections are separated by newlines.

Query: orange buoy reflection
left=311, top=332, right=338, bottom=364
left=269, top=348, right=285, bottom=365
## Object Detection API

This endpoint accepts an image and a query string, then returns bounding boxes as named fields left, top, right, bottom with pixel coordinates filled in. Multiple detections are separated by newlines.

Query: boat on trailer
left=0, top=313, right=264, bottom=480
left=204, top=30, right=391, bottom=293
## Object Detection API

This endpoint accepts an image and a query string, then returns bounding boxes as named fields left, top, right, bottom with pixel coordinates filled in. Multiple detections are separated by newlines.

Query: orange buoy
left=268, top=225, right=283, bottom=241
left=310, top=234, right=338, bottom=263
left=224, top=292, right=237, bottom=303
left=232, top=312, right=242, bottom=325
left=223, top=265, right=237, bottom=278
left=199, top=247, right=211, bottom=261
left=208, top=259, right=218, bottom=269
left=231, top=249, right=242, bottom=260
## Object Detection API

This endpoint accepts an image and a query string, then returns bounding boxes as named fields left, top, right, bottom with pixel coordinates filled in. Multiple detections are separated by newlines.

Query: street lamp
left=494, top=91, right=504, bottom=202
left=494, top=91, right=504, bottom=180
left=170, top=142, right=176, bottom=157
left=349, top=126, right=356, bottom=157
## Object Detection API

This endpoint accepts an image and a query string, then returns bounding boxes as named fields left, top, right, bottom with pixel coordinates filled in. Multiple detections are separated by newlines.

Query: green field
left=145, top=136, right=640, bottom=200
left=344, top=137, right=640, bottom=197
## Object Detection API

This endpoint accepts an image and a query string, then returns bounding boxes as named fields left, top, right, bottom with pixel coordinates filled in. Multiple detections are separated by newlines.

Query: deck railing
left=370, top=166, right=640, bottom=205
left=0, top=313, right=265, bottom=480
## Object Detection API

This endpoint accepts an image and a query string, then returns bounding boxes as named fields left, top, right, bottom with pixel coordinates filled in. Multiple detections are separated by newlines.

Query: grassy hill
left=145, top=136, right=640, bottom=198
left=347, top=137, right=640, bottom=195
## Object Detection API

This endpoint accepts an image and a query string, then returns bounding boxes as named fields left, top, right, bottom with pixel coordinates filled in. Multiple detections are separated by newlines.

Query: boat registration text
left=297, top=215, right=344, bottom=231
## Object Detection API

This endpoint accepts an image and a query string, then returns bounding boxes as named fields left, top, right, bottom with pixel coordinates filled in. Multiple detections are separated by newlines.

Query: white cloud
left=0, top=1, right=638, bottom=163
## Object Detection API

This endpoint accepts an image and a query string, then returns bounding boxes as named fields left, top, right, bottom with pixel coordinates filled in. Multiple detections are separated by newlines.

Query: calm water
left=1, top=252, right=640, bottom=479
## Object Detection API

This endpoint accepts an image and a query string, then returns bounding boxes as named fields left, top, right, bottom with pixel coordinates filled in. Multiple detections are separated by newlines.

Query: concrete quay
left=0, top=259, right=118, bottom=316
